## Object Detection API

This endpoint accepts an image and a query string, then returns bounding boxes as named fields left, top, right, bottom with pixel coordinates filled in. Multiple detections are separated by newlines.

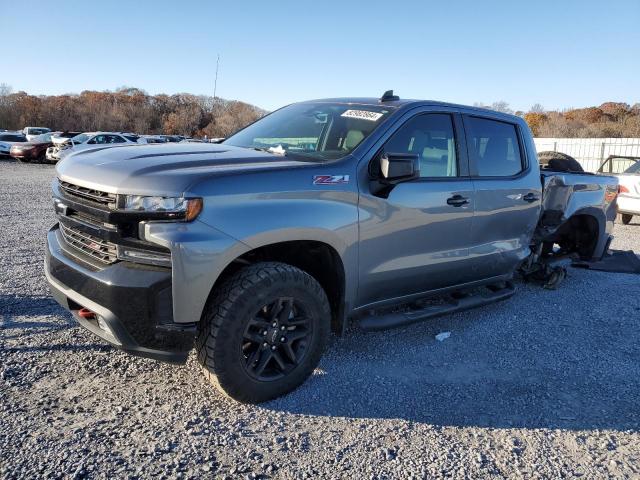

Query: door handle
left=523, top=193, right=539, bottom=203
left=446, top=195, right=469, bottom=207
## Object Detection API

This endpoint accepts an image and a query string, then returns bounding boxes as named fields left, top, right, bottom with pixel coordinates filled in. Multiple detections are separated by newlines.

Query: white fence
left=533, top=138, right=640, bottom=172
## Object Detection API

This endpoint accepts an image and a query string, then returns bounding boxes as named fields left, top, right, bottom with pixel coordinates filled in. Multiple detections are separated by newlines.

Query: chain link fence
left=533, top=138, right=640, bottom=172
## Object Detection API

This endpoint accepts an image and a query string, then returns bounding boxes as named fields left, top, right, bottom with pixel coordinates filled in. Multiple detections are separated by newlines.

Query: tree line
left=0, top=84, right=265, bottom=138
left=476, top=100, right=640, bottom=138
left=1, top=84, right=638, bottom=139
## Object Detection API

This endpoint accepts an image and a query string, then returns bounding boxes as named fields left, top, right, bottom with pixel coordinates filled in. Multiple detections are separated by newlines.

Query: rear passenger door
left=462, top=115, right=542, bottom=279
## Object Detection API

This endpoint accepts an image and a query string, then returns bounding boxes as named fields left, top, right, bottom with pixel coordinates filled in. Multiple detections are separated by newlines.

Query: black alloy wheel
left=242, top=297, right=313, bottom=381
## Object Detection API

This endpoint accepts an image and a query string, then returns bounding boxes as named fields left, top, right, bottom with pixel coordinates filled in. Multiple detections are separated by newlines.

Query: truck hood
left=55, top=143, right=310, bottom=196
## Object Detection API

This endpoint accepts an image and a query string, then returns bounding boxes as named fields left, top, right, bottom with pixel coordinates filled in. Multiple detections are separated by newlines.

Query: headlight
left=122, top=195, right=203, bottom=221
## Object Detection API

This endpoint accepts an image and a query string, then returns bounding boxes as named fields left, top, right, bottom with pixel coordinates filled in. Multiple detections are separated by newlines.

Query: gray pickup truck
left=45, top=92, right=618, bottom=402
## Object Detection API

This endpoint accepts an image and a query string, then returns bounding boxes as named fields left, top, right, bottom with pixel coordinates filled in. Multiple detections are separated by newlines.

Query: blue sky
left=2, top=0, right=639, bottom=111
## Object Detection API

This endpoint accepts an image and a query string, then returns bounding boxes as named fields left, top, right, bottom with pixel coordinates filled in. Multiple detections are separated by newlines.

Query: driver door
left=357, top=112, right=476, bottom=307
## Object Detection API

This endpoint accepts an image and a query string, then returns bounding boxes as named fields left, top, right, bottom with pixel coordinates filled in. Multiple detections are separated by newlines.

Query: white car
left=23, top=127, right=51, bottom=141
left=0, top=132, right=28, bottom=157
left=57, top=132, right=145, bottom=160
left=598, top=155, right=640, bottom=225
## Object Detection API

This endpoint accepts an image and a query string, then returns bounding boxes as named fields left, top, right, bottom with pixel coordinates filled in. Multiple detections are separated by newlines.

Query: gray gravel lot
left=1, top=160, right=640, bottom=479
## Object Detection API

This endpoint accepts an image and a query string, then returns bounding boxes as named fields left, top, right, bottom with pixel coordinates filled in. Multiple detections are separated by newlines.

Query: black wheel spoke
left=245, top=346, right=261, bottom=368
left=281, top=342, right=297, bottom=364
left=243, top=331, right=264, bottom=344
left=247, top=317, right=271, bottom=330
left=271, top=350, right=287, bottom=371
left=286, top=316, right=309, bottom=327
left=252, top=348, right=272, bottom=377
left=286, top=329, right=308, bottom=343
left=276, top=297, right=294, bottom=323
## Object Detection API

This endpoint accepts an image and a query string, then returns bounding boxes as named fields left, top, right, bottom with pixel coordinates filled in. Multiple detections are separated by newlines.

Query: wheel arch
left=549, top=209, right=607, bottom=260
left=207, top=239, right=348, bottom=334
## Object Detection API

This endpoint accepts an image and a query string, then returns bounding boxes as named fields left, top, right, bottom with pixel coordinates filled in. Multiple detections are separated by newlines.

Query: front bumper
left=45, top=226, right=195, bottom=363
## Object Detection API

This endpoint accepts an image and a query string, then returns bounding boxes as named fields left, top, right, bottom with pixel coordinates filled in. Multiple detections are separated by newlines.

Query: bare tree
left=529, top=103, right=545, bottom=113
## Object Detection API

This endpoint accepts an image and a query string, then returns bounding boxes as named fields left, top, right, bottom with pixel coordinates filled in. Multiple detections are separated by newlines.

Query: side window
left=110, top=135, right=126, bottom=144
left=465, top=117, right=523, bottom=177
left=384, top=114, right=458, bottom=177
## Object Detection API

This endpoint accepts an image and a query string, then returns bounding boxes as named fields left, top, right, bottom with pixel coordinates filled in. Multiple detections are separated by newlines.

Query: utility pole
left=213, top=54, right=220, bottom=99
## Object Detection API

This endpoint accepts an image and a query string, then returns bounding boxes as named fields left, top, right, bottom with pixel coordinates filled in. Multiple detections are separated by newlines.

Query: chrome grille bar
left=59, top=180, right=116, bottom=206
left=59, top=222, right=118, bottom=265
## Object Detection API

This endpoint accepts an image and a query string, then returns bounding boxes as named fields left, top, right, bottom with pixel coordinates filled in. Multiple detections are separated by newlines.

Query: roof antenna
left=380, top=90, right=399, bottom=102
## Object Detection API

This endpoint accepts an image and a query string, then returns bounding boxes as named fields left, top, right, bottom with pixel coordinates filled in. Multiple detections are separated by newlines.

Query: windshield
left=31, top=133, right=53, bottom=143
left=223, top=103, right=393, bottom=161
left=70, top=133, right=90, bottom=144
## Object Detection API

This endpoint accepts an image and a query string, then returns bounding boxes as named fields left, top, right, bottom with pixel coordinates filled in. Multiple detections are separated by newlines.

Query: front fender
left=141, top=220, right=250, bottom=324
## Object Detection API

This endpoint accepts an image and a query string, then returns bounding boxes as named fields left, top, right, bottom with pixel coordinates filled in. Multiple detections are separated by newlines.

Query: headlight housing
left=122, top=195, right=203, bottom=221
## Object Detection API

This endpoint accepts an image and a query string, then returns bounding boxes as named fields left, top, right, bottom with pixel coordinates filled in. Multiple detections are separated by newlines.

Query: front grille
left=59, top=180, right=116, bottom=207
left=59, top=222, right=118, bottom=265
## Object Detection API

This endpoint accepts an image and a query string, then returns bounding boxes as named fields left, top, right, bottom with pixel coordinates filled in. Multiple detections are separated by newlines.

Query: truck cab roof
left=300, top=97, right=522, bottom=122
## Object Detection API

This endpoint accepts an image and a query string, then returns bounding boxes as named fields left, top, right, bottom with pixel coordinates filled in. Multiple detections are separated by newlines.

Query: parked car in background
left=23, top=127, right=51, bottom=141
left=46, top=132, right=83, bottom=162
left=141, top=135, right=168, bottom=144
left=0, top=132, right=28, bottom=157
left=52, top=131, right=82, bottom=145
left=10, top=132, right=57, bottom=163
left=159, top=135, right=185, bottom=143
left=57, top=132, right=143, bottom=160
left=598, top=155, right=640, bottom=224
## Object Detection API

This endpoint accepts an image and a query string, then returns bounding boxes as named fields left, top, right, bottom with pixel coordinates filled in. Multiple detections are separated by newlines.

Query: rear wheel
left=196, top=262, right=330, bottom=403
left=621, top=214, right=633, bottom=225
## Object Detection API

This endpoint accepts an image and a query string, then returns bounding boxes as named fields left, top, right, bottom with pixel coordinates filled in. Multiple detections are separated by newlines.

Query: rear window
left=465, top=117, right=523, bottom=177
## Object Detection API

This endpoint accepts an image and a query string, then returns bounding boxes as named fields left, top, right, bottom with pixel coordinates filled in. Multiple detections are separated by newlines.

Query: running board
left=359, top=282, right=516, bottom=332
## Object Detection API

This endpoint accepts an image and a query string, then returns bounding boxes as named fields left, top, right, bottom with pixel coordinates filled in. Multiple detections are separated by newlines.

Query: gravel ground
left=1, top=160, right=640, bottom=479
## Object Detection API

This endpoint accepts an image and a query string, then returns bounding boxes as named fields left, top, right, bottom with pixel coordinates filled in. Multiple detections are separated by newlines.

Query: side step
left=359, top=282, right=516, bottom=332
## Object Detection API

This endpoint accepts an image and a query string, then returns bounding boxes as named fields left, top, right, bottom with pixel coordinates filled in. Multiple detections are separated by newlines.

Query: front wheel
left=621, top=214, right=633, bottom=225
left=196, top=262, right=331, bottom=403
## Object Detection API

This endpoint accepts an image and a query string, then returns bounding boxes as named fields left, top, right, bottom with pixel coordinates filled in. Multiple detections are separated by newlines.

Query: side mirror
left=379, top=152, right=420, bottom=184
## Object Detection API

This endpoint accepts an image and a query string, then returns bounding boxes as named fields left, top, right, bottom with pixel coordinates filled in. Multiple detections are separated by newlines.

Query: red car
left=10, top=131, right=79, bottom=163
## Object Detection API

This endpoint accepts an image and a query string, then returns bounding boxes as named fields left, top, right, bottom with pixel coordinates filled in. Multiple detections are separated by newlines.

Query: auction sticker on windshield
left=341, top=110, right=384, bottom=122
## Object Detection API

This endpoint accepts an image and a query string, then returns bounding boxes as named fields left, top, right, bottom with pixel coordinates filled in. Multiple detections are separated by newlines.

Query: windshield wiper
left=252, top=145, right=287, bottom=156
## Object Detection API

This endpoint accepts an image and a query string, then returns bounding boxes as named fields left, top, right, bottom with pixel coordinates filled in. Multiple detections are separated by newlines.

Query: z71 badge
left=313, top=175, right=350, bottom=185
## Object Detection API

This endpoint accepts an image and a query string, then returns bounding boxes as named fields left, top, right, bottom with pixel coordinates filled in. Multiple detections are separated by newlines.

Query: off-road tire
left=196, top=262, right=331, bottom=403
left=621, top=214, right=633, bottom=225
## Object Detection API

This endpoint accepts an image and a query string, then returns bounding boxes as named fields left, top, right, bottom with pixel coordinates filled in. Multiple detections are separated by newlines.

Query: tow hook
left=77, top=308, right=96, bottom=320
